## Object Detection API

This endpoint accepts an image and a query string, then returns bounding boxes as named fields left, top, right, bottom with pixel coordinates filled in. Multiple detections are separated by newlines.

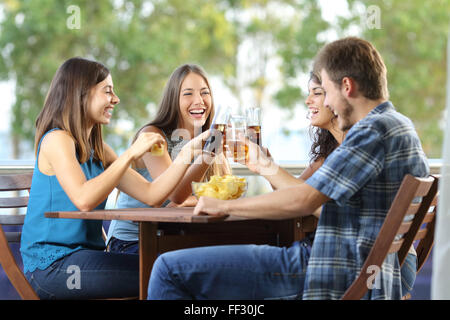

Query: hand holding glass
left=226, top=115, right=248, bottom=162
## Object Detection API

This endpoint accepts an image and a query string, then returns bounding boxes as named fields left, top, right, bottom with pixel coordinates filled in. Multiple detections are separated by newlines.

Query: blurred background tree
left=343, top=0, right=449, bottom=158
left=273, top=0, right=449, bottom=158
left=0, top=0, right=238, bottom=157
left=0, top=0, right=448, bottom=159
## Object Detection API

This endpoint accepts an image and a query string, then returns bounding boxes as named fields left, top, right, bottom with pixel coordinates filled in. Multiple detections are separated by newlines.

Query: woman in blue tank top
left=20, top=57, right=210, bottom=299
left=107, top=64, right=231, bottom=253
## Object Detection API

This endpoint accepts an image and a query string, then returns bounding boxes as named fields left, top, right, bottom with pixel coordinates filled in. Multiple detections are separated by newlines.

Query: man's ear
left=341, top=77, right=357, bottom=98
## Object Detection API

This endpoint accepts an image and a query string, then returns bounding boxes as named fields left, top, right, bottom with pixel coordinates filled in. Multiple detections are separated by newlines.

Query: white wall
left=431, top=29, right=450, bottom=300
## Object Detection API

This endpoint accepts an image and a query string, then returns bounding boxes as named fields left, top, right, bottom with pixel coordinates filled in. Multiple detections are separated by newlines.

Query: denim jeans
left=25, top=249, right=139, bottom=299
left=107, top=237, right=139, bottom=254
left=148, top=240, right=312, bottom=300
left=147, top=238, right=418, bottom=300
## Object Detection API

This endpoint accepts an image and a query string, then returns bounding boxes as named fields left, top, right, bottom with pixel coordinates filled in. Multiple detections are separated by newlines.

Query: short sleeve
left=306, top=124, right=385, bottom=206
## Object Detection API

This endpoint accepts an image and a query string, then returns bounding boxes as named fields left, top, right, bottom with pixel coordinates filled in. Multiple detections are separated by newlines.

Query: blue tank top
left=106, top=129, right=187, bottom=243
left=20, top=128, right=107, bottom=273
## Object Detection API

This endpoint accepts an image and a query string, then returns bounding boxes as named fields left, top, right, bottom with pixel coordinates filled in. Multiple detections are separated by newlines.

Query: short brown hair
left=313, top=37, right=389, bottom=100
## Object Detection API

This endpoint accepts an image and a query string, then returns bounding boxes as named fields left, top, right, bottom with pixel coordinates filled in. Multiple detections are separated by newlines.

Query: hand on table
left=167, top=195, right=198, bottom=208
left=193, top=196, right=228, bottom=217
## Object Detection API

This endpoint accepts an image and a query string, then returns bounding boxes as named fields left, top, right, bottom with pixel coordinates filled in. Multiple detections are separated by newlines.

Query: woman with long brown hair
left=20, top=57, right=209, bottom=299
left=107, top=63, right=231, bottom=254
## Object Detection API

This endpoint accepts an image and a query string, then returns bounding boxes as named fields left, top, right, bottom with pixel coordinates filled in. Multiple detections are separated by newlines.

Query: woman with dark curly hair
left=307, top=72, right=343, bottom=163
left=302, top=71, right=344, bottom=182
left=241, top=71, right=344, bottom=194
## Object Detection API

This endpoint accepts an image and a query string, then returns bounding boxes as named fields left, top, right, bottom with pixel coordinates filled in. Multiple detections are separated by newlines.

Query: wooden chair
left=0, top=172, right=137, bottom=300
left=411, top=193, right=437, bottom=274
left=341, top=174, right=439, bottom=300
left=0, top=172, right=38, bottom=300
left=400, top=191, right=438, bottom=300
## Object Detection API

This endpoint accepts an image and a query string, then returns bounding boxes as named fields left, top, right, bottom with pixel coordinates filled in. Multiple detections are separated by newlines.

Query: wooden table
left=45, top=207, right=317, bottom=299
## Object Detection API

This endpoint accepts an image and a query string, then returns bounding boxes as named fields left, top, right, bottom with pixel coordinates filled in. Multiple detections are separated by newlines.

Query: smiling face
left=320, top=69, right=355, bottom=131
left=87, top=74, right=120, bottom=126
left=305, top=79, right=336, bottom=130
left=178, top=72, right=212, bottom=132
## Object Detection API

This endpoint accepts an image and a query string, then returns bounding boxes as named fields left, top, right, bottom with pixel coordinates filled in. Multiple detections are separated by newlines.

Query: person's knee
left=147, top=254, right=171, bottom=298
left=152, top=254, right=171, bottom=279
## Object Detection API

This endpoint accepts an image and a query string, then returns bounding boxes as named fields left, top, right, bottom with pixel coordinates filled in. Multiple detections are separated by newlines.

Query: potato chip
left=192, top=175, right=247, bottom=200
left=150, top=143, right=164, bottom=156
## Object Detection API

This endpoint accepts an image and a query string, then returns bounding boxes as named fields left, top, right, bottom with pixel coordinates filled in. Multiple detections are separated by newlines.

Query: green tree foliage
left=347, top=0, right=449, bottom=158
left=274, top=0, right=330, bottom=109
left=271, top=0, right=449, bottom=158
left=1, top=0, right=447, bottom=159
left=0, top=0, right=238, bottom=156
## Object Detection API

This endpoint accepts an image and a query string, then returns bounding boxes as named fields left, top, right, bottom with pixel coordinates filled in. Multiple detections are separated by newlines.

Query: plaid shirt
left=304, top=101, right=429, bottom=299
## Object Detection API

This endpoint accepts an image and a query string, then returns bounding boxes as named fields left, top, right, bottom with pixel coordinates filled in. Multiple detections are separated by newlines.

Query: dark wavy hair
left=308, top=71, right=339, bottom=163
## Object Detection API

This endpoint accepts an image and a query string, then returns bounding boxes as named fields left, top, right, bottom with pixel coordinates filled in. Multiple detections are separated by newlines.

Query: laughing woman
left=106, top=63, right=231, bottom=254
left=20, top=58, right=208, bottom=299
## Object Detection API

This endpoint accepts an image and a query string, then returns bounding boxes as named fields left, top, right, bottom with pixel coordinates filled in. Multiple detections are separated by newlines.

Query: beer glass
left=246, top=107, right=262, bottom=146
left=212, top=106, right=230, bottom=154
left=227, top=115, right=248, bottom=162
left=203, top=105, right=230, bottom=155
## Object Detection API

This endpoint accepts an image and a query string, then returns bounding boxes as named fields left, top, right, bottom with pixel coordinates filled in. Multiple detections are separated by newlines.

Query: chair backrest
left=409, top=191, right=438, bottom=274
left=341, top=174, right=438, bottom=300
left=0, top=172, right=39, bottom=300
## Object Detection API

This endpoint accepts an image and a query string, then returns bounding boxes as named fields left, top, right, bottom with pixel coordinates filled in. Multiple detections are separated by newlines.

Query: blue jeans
left=107, top=237, right=139, bottom=254
left=147, top=239, right=417, bottom=300
left=25, top=249, right=139, bottom=299
left=148, top=240, right=312, bottom=300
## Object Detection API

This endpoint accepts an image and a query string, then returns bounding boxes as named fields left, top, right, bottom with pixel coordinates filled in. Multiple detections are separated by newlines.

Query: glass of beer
left=203, top=106, right=230, bottom=155
left=246, top=107, right=262, bottom=146
left=227, top=115, right=248, bottom=162
left=212, top=106, right=230, bottom=154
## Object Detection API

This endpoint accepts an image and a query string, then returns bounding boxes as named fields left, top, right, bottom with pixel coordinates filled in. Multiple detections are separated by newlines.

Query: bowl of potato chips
left=192, top=175, right=247, bottom=200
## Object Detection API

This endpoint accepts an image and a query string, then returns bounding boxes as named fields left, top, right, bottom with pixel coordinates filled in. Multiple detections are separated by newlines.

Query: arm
left=116, top=130, right=211, bottom=207
left=138, top=126, right=213, bottom=204
left=243, top=140, right=301, bottom=189
left=300, top=158, right=326, bottom=219
left=299, top=158, right=325, bottom=181
left=193, top=182, right=330, bottom=220
left=245, top=139, right=326, bottom=190
left=40, top=130, right=163, bottom=212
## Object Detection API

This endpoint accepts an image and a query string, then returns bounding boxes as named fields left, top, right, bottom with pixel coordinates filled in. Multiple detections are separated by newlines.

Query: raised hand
left=235, top=136, right=274, bottom=175
left=179, top=130, right=213, bottom=164
left=129, top=132, right=165, bottom=161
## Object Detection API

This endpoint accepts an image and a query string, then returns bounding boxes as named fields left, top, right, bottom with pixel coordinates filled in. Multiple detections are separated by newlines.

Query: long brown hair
left=35, top=57, right=110, bottom=164
left=133, top=64, right=214, bottom=141
left=134, top=64, right=230, bottom=180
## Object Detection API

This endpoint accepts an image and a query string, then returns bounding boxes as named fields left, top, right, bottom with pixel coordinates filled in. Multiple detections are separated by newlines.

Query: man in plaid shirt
left=148, top=37, right=429, bottom=300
